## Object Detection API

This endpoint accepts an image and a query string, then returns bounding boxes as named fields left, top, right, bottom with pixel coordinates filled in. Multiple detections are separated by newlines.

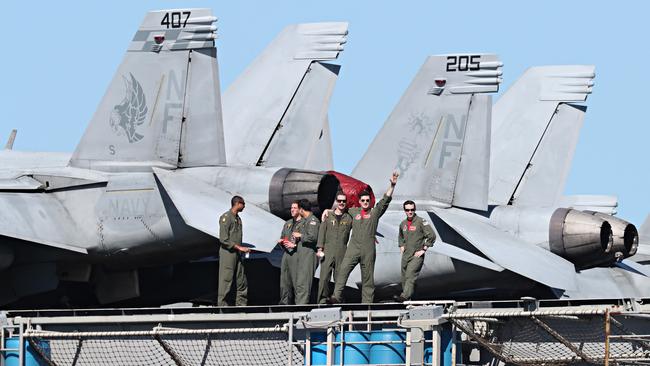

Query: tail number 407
left=446, top=55, right=480, bottom=72
left=161, top=11, right=191, bottom=29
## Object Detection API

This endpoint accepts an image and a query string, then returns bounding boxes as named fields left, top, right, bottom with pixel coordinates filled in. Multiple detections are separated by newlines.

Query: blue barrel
left=4, top=338, right=51, bottom=366
left=334, top=331, right=371, bottom=365
left=369, top=330, right=406, bottom=364
left=308, top=332, right=328, bottom=366
left=423, top=325, right=456, bottom=366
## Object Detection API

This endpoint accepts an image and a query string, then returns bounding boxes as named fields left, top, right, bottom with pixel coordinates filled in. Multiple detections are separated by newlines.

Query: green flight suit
left=332, top=195, right=392, bottom=303
left=398, top=214, right=436, bottom=300
left=316, top=211, right=353, bottom=304
left=294, top=213, right=320, bottom=304
left=217, top=210, right=247, bottom=306
left=279, top=218, right=300, bottom=305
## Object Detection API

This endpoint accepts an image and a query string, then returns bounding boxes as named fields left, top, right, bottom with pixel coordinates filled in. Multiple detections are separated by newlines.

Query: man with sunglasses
left=328, top=171, right=399, bottom=304
left=316, top=191, right=353, bottom=304
left=396, top=200, right=436, bottom=302
left=218, top=195, right=250, bottom=306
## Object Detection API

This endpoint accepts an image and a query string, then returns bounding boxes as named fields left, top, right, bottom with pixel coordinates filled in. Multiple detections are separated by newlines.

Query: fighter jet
left=341, top=54, right=645, bottom=301
left=0, top=9, right=357, bottom=307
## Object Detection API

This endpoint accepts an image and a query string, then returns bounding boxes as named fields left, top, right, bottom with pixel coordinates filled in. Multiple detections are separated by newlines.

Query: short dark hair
left=403, top=200, right=416, bottom=210
left=298, top=199, right=311, bottom=211
left=291, top=200, right=300, bottom=208
left=359, top=190, right=371, bottom=199
left=231, top=195, right=245, bottom=207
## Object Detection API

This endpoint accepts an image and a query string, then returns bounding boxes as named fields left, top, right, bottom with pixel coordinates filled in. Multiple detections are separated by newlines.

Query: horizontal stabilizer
left=0, top=193, right=88, bottom=253
left=0, top=176, right=43, bottom=191
left=432, top=207, right=577, bottom=290
left=223, top=22, right=348, bottom=166
left=153, top=168, right=284, bottom=252
left=431, top=242, right=504, bottom=272
left=615, top=259, right=650, bottom=277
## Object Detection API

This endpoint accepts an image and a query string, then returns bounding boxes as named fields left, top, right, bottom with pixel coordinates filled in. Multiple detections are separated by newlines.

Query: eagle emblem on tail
left=110, top=73, right=148, bottom=143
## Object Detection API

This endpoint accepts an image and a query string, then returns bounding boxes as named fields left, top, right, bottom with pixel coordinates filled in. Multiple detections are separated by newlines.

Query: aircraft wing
left=432, top=207, right=577, bottom=290
left=0, top=193, right=88, bottom=253
left=153, top=168, right=283, bottom=253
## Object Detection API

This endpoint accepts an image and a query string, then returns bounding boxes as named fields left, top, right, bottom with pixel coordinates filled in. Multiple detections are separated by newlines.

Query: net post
left=326, top=326, right=334, bottom=366
left=604, top=309, right=611, bottom=366
left=287, top=314, right=294, bottom=366
left=18, top=323, right=23, bottom=366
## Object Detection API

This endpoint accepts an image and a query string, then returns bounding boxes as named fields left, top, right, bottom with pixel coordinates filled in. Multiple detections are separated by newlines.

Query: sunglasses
left=337, top=199, right=347, bottom=203
left=359, top=199, right=370, bottom=203
left=404, top=208, right=415, bottom=212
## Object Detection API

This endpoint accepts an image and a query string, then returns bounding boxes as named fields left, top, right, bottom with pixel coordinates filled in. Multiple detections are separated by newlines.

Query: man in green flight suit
left=328, top=171, right=399, bottom=304
left=395, top=200, right=436, bottom=302
left=316, top=191, right=352, bottom=304
left=276, top=201, right=301, bottom=305
left=217, top=195, right=250, bottom=306
left=292, top=199, right=320, bottom=304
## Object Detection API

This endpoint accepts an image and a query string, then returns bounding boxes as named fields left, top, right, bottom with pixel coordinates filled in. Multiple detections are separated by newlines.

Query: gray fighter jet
left=0, top=9, right=355, bottom=307
left=342, top=54, right=646, bottom=300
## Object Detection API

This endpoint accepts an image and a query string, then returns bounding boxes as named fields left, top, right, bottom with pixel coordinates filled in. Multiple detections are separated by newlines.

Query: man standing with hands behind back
left=218, top=195, right=250, bottom=307
left=328, top=171, right=399, bottom=304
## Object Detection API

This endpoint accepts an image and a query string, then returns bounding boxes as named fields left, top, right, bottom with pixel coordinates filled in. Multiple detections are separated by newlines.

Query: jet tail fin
left=223, top=22, right=348, bottom=166
left=353, top=54, right=502, bottom=210
left=4, top=130, right=16, bottom=150
left=490, top=65, right=595, bottom=205
left=260, top=62, right=340, bottom=170
left=70, top=9, right=226, bottom=170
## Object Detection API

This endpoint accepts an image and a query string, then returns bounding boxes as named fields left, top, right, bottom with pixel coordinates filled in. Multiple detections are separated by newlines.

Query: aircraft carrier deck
left=1, top=298, right=650, bottom=365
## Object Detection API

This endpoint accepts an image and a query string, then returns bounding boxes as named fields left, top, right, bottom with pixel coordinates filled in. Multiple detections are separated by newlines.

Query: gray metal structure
left=1, top=7, right=647, bottom=308
left=345, top=55, right=648, bottom=301
left=3, top=299, right=650, bottom=365
left=0, top=9, right=350, bottom=307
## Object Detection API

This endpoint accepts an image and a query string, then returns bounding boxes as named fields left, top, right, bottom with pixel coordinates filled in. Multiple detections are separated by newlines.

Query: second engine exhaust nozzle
left=584, top=211, right=639, bottom=258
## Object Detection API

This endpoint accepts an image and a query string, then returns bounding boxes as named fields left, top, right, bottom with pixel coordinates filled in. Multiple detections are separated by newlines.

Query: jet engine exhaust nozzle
left=549, top=208, right=613, bottom=268
left=268, top=169, right=339, bottom=220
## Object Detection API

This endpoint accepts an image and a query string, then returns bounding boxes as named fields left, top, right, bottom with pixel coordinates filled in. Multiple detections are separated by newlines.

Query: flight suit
left=316, top=212, right=353, bottom=304
left=332, top=195, right=392, bottom=303
left=279, top=218, right=300, bottom=305
left=294, top=213, right=320, bottom=304
left=399, top=214, right=436, bottom=300
left=217, top=210, right=247, bottom=306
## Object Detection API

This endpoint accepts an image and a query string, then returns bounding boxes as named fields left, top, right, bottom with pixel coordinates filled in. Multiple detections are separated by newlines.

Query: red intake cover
left=327, top=171, right=375, bottom=208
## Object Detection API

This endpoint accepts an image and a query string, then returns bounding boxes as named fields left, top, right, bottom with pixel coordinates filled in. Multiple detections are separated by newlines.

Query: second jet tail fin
left=353, top=54, right=502, bottom=210
left=489, top=65, right=595, bottom=206
left=223, top=22, right=348, bottom=167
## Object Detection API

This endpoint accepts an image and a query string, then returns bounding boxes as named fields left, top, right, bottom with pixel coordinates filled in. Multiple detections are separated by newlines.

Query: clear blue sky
left=2, top=1, right=648, bottom=225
